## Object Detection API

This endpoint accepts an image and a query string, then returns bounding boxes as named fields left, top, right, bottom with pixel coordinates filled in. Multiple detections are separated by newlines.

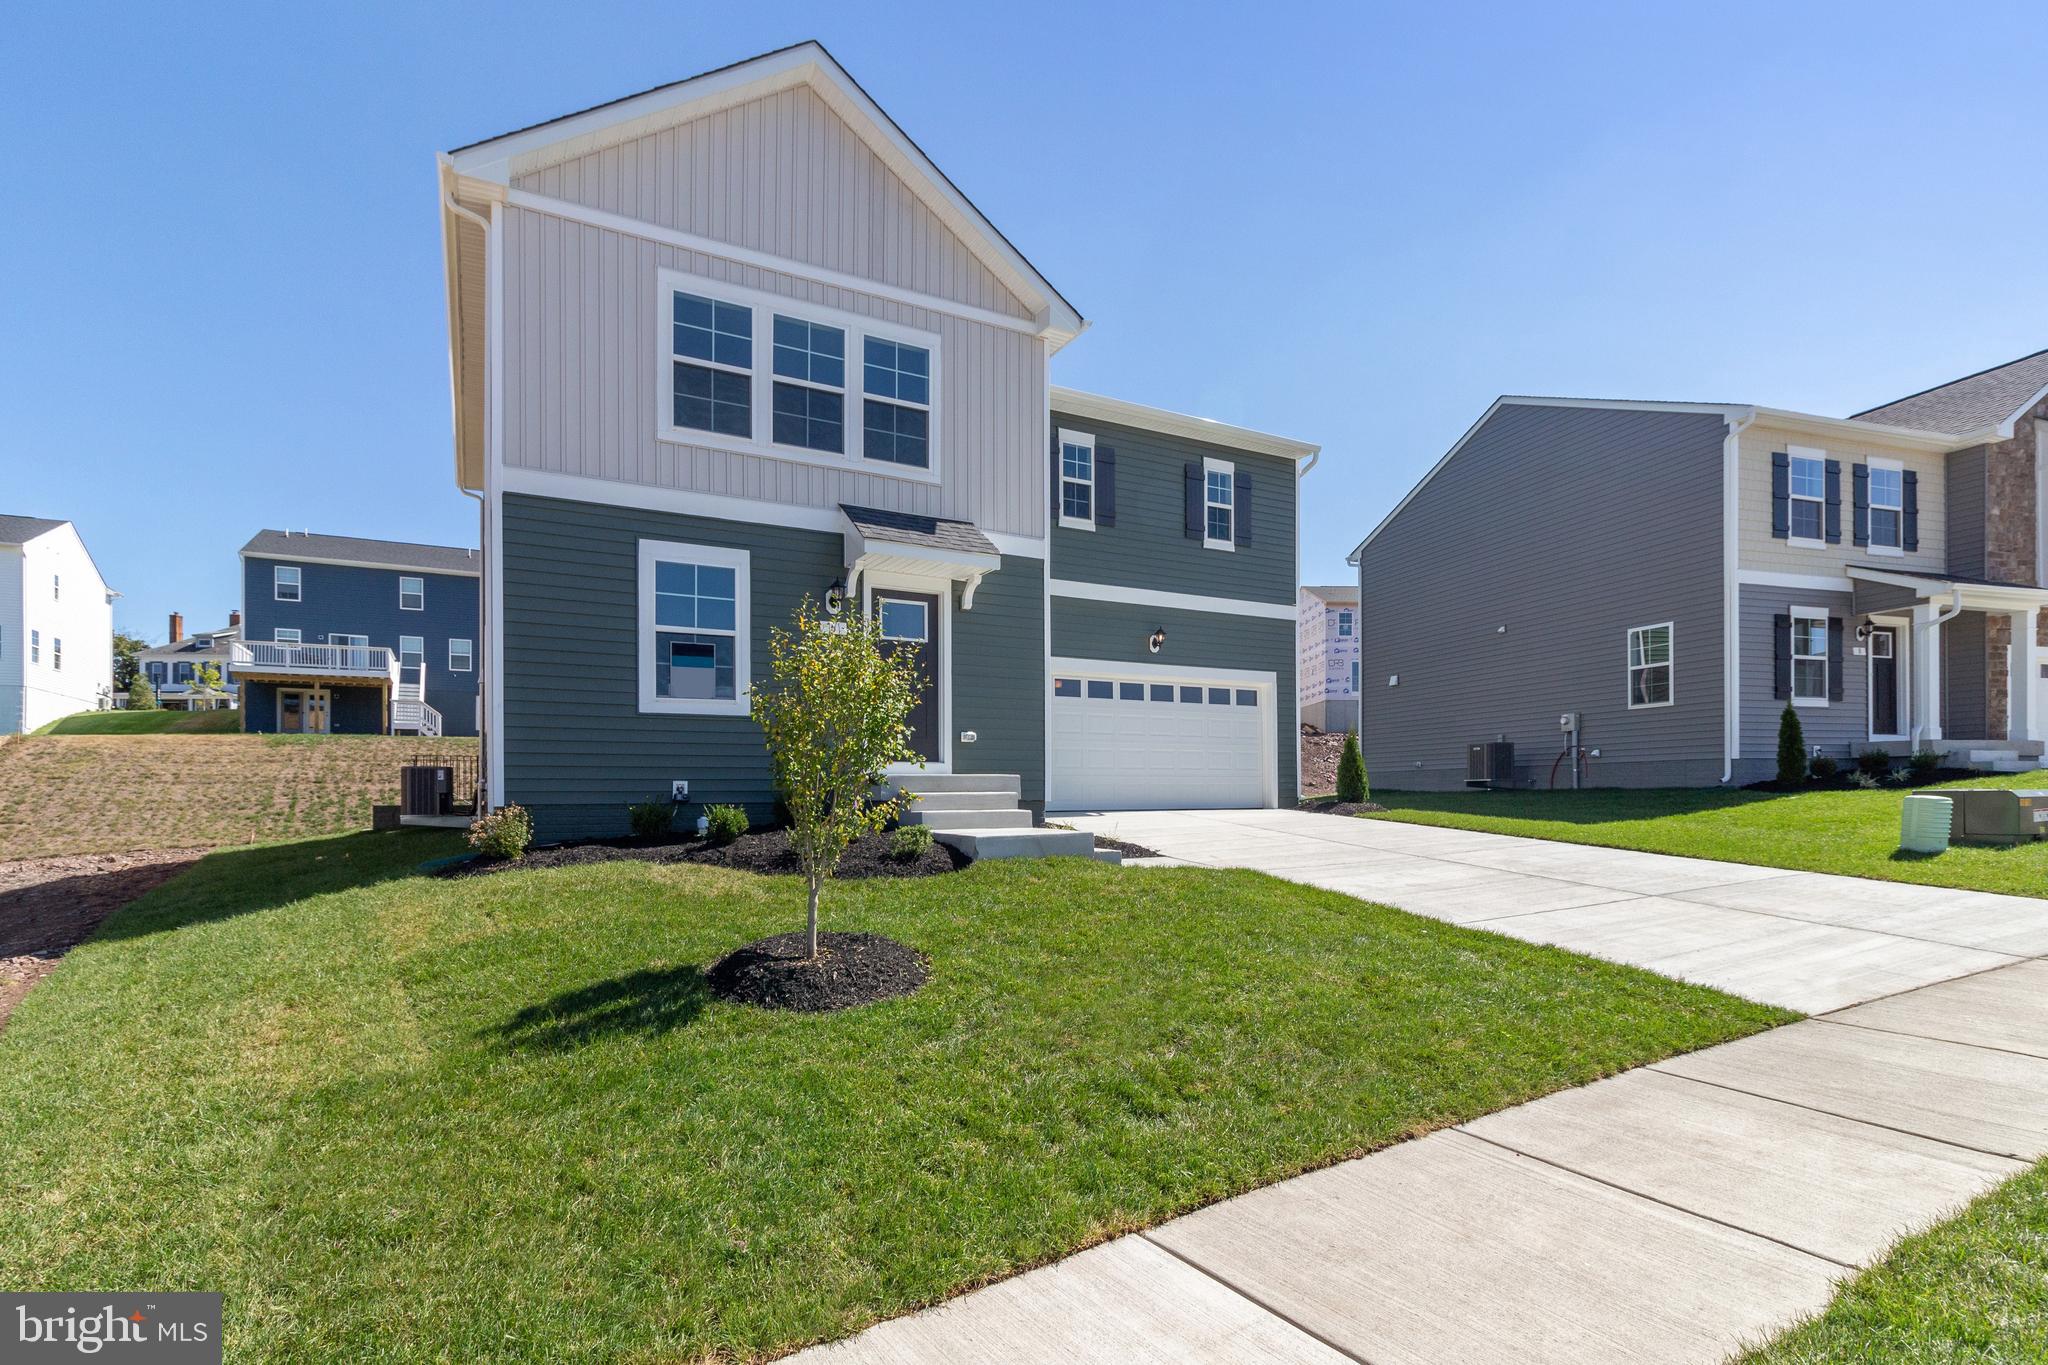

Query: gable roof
left=0, top=514, right=66, bottom=546
left=839, top=505, right=999, bottom=558
left=1052, top=387, right=1321, bottom=462
left=1851, top=348, right=2048, bottom=437
left=240, top=530, right=480, bottom=577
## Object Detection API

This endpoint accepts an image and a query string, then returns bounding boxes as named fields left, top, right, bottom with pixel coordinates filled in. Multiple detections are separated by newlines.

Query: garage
left=1048, top=667, right=1273, bottom=810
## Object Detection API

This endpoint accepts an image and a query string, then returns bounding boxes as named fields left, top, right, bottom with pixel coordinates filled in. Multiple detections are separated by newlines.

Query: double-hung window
left=52, top=574, right=59, bottom=601
left=1788, top=453, right=1825, bottom=543
left=862, top=338, right=931, bottom=468
left=274, top=628, right=302, bottom=644
left=671, top=291, right=754, bottom=438
left=1203, top=458, right=1236, bottom=550
left=1337, top=609, right=1353, bottom=637
left=30, top=630, right=40, bottom=664
left=1349, top=661, right=1361, bottom=693
left=398, top=637, right=424, bottom=683
left=1868, top=463, right=1904, bottom=552
left=639, top=539, right=750, bottom=716
left=52, top=638, right=62, bottom=672
left=771, top=316, right=846, bottom=453
left=449, top=638, right=473, bottom=673
left=1791, top=610, right=1828, bottom=704
left=274, top=565, right=302, bottom=602
left=399, top=576, right=424, bottom=611
left=1059, top=430, right=1095, bottom=529
left=1627, top=622, right=1674, bottom=708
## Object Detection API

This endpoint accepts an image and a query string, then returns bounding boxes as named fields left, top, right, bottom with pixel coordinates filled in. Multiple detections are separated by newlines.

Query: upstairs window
left=639, top=539, right=750, bottom=716
left=1788, top=454, right=1825, bottom=543
left=1349, top=661, right=1361, bottom=693
left=399, top=576, right=424, bottom=611
left=398, top=636, right=424, bottom=675
left=274, top=628, right=301, bottom=644
left=1792, top=611, right=1828, bottom=703
left=862, top=338, right=931, bottom=468
left=449, top=638, right=473, bottom=673
left=671, top=291, right=753, bottom=439
left=52, top=638, right=62, bottom=671
left=771, top=316, right=846, bottom=453
left=1627, top=622, right=1674, bottom=708
left=1337, top=609, right=1353, bottom=637
left=1059, top=431, right=1095, bottom=529
left=274, top=565, right=301, bottom=602
left=30, top=630, right=39, bottom=664
left=52, top=574, right=59, bottom=600
left=1204, top=458, right=1236, bottom=550
left=1869, top=465, right=1903, bottom=551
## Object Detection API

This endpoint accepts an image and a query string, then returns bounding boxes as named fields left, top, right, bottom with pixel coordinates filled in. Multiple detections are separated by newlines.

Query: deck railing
left=229, top=641, right=396, bottom=678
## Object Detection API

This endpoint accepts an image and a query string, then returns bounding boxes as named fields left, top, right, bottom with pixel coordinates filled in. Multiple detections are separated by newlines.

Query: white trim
left=1202, top=456, right=1236, bottom=552
left=1048, top=579, right=1296, bottom=621
left=1625, top=621, right=1675, bottom=710
left=1041, top=341, right=1055, bottom=811
left=449, top=638, right=474, bottom=673
left=636, top=538, right=751, bottom=717
left=1056, top=427, right=1095, bottom=531
left=1789, top=604, right=1830, bottom=707
left=1865, top=456, right=1905, bottom=556
left=273, top=565, right=301, bottom=602
left=1738, top=569, right=1857, bottom=592
left=240, top=549, right=480, bottom=579
left=486, top=201, right=506, bottom=807
left=1050, top=387, right=1319, bottom=462
left=1046, top=655, right=1279, bottom=810
left=399, top=575, right=425, bottom=611
left=2037, top=420, right=2048, bottom=589
left=1785, top=445, right=1827, bottom=549
left=272, top=628, right=302, bottom=644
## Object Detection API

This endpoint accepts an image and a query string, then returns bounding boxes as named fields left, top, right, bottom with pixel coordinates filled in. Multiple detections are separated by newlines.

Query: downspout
left=461, top=486, right=487, bottom=808
left=1909, top=586, right=1964, bottom=749
left=1297, top=448, right=1320, bottom=808
left=1721, top=410, right=1756, bottom=783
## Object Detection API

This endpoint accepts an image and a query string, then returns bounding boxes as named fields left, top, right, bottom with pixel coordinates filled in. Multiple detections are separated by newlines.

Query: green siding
left=1051, top=597, right=1298, bottom=803
left=1050, top=412, right=1298, bottom=604
left=950, top=555, right=1046, bottom=805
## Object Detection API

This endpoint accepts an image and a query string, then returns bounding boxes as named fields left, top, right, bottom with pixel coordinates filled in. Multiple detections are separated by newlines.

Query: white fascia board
left=1051, top=387, right=1319, bottom=462
left=234, top=549, right=481, bottom=579
left=1049, top=578, right=1296, bottom=621
left=1748, top=406, right=1965, bottom=453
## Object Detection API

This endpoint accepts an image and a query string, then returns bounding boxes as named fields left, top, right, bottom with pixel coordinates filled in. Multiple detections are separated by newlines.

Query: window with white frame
left=331, top=633, right=367, bottom=647
left=399, top=576, right=424, bottom=611
left=31, top=630, right=40, bottom=664
left=1337, top=609, right=1353, bottom=637
left=274, top=565, right=301, bottom=602
left=671, top=290, right=754, bottom=438
left=1204, top=458, right=1235, bottom=549
left=1792, top=610, right=1828, bottom=703
left=639, top=539, right=750, bottom=715
left=449, top=638, right=473, bottom=672
left=1788, top=453, right=1825, bottom=542
left=52, top=574, right=59, bottom=601
left=1627, top=622, right=1674, bottom=708
left=1868, top=463, right=1903, bottom=551
left=862, top=337, right=931, bottom=468
left=1059, top=430, right=1094, bottom=528
left=770, top=315, right=846, bottom=454
left=398, top=636, right=424, bottom=676
left=274, top=628, right=301, bottom=644
left=52, top=638, right=61, bottom=672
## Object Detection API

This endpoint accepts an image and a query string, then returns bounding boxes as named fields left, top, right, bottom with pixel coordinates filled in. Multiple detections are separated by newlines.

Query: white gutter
left=1722, top=409, right=1756, bottom=783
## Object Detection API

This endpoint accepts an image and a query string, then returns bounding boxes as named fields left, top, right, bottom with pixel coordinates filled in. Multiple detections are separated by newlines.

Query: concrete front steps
left=890, top=772, right=1112, bottom=862
left=1856, top=738, right=2046, bottom=776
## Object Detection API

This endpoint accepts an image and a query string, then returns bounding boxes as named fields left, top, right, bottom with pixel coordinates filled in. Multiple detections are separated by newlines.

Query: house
left=436, top=42, right=1316, bottom=841
left=233, top=530, right=480, bottom=736
left=1298, top=584, right=1361, bottom=734
left=136, top=611, right=241, bottom=708
left=0, top=515, right=115, bottom=734
left=1348, top=349, right=2048, bottom=789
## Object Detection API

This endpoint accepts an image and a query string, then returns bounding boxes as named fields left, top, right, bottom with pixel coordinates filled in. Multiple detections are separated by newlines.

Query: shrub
left=468, top=804, right=533, bottom=861
left=1852, top=771, right=1880, bottom=790
left=1856, top=750, right=1891, bottom=780
left=1809, top=753, right=1839, bottom=781
left=889, top=824, right=935, bottom=860
left=1776, top=705, right=1808, bottom=785
left=1336, top=730, right=1369, bottom=803
left=1908, top=748, right=1942, bottom=780
left=704, top=804, right=750, bottom=846
left=626, top=798, right=674, bottom=840
left=126, top=676, right=158, bottom=711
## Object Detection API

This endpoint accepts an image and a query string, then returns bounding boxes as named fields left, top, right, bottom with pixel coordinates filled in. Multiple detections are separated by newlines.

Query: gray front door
left=876, top=591, right=940, bottom=761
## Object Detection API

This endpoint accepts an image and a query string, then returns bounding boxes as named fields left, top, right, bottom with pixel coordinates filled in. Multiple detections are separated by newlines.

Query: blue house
left=233, top=530, right=480, bottom=736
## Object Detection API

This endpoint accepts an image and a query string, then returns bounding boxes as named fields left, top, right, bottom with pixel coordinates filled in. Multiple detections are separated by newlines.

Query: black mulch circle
left=706, top=931, right=929, bottom=1012
left=1298, top=798, right=1388, bottom=816
left=438, top=827, right=967, bottom=880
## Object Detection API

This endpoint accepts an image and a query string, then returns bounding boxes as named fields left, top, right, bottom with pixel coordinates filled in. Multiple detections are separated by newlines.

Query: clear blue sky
left=6, top=2, right=2042, bottom=640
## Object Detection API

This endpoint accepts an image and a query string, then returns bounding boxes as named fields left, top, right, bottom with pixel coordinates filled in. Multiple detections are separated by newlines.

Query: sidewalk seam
left=1137, top=1230, right=1379, bottom=1365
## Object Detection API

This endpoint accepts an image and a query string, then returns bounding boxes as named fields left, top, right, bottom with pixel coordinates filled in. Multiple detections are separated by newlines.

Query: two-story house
left=436, top=43, right=1316, bottom=841
left=1, top=515, right=115, bottom=734
left=1298, top=584, right=1361, bottom=734
left=1350, top=349, right=2048, bottom=788
left=137, top=611, right=241, bottom=708
left=233, top=530, right=480, bottom=736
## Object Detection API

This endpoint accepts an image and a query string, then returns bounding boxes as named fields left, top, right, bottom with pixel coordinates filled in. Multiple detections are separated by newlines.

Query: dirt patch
left=444, top=827, right=968, bottom=880
left=0, top=848, right=205, bottom=1029
left=706, top=931, right=929, bottom=1012
left=1300, top=725, right=1349, bottom=796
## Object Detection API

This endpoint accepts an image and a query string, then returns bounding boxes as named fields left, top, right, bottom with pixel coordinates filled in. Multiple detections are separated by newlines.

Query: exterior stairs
left=890, top=772, right=1105, bottom=861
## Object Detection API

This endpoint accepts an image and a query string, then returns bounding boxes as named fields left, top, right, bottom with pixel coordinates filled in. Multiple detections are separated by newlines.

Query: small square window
left=1234, top=689, right=1258, bottom=707
left=1053, top=677, right=1081, bottom=698
left=1086, top=680, right=1114, bottom=700
left=1207, top=687, right=1231, bottom=705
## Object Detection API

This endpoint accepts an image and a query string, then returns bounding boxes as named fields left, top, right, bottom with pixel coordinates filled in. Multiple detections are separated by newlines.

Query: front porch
left=1849, top=567, right=2048, bottom=753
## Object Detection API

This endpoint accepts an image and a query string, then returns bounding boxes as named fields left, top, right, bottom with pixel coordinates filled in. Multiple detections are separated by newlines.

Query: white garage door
left=1050, top=670, right=1269, bottom=810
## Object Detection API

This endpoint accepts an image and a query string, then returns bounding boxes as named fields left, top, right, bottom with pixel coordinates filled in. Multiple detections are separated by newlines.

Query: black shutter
left=1852, top=464, right=1870, bottom=547
left=1773, top=614, right=1792, bottom=699
left=1770, top=452, right=1791, bottom=539
left=1184, top=462, right=1203, bottom=539
left=1903, top=470, right=1920, bottom=551
left=1828, top=617, right=1845, bottom=702
left=1096, top=447, right=1116, bottom=527
left=1824, top=460, right=1842, bottom=544
left=1234, top=470, right=1254, bottom=546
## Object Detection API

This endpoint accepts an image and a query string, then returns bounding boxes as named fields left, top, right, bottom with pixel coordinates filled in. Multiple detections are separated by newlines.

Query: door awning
left=1848, top=566, right=2048, bottom=617
left=839, top=505, right=1002, bottom=608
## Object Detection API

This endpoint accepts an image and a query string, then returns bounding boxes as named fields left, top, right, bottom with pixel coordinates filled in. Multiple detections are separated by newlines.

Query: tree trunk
left=806, top=877, right=820, bottom=959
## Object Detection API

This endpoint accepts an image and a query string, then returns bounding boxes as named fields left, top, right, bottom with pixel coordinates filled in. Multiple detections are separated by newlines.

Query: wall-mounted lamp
left=823, top=579, right=846, bottom=615
left=1855, top=621, right=1873, bottom=642
left=1148, top=628, right=1167, bottom=654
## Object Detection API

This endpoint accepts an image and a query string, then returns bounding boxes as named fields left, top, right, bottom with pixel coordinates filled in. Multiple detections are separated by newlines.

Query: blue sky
left=6, top=2, right=2042, bottom=639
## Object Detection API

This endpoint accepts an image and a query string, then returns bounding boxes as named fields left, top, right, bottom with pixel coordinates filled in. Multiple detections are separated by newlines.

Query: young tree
left=752, top=598, right=924, bottom=958
left=1776, top=703, right=1808, bottom=785
left=127, top=675, right=159, bottom=710
left=111, top=630, right=147, bottom=691
left=186, top=660, right=225, bottom=709
left=1336, top=729, right=1369, bottom=802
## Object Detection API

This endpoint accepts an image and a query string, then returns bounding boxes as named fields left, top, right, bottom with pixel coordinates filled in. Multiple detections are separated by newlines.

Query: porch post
left=1911, top=601, right=1944, bottom=745
left=2013, top=608, right=2042, bottom=743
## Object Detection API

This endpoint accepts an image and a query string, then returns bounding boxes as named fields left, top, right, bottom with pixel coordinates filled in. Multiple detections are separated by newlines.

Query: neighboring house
left=436, top=43, right=1316, bottom=840
left=1350, top=349, right=2048, bottom=789
left=1297, top=584, right=1361, bottom=733
left=0, top=515, right=115, bottom=734
left=136, top=611, right=241, bottom=709
left=234, top=530, right=480, bottom=736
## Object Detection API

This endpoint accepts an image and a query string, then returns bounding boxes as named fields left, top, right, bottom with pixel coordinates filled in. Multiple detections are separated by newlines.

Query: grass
left=1368, top=769, right=2048, bottom=898
left=1741, top=1157, right=2048, bottom=1362
left=0, top=734, right=476, bottom=860
left=0, top=835, right=1791, bottom=1362
left=33, top=707, right=242, bottom=735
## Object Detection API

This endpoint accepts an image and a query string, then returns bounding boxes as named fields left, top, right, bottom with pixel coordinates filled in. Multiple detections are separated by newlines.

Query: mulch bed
left=0, top=848, right=205, bottom=1030
left=706, top=930, right=929, bottom=1012
left=442, top=827, right=967, bottom=880
left=1298, top=798, right=1387, bottom=817
left=1742, top=767, right=1981, bottom=793
left=1092, top=835, right=1162, bottom=858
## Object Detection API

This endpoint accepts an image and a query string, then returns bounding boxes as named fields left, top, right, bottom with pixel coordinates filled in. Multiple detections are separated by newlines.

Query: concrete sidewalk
left=795, top=812, right=2048, bottom=1364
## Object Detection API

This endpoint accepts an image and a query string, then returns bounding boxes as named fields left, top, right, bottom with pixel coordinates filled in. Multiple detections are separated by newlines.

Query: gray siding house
left=1351, top=350, right=2048, bottom=789
left=437, top=43, right=1316, bottom=840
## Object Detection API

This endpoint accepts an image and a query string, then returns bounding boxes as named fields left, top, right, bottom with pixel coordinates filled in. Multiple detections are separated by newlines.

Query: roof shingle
left=240, top=530, right=479, bottom=575
left=840, top=505, right=998, bottom=558
left=0, top=514, right=67, bottom=546
left=1852, top=349, right=2048, bottom=434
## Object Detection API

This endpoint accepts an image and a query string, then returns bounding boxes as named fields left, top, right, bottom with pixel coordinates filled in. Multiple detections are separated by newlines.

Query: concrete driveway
left=795, top=809, right=2048, bottom=1364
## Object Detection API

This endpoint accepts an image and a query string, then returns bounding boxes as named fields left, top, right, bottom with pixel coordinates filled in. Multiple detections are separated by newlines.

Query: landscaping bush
left=1908, top=748, right=1942, bottom=780
left=1809, top=753, right=1839, bottom=781
left=626, top=798, right=674, bottom=839
left=126, top=677, right=158, bottom=711
left=468, top=804, right=533, bottom=861
left=1336, top=729, right=1369, bottom=803
left=1776, top=704, right=1808, bottom=785
left=704, top=804, right=749, bottom=847
left=1856, top=750, right=1891, bottom=780
left=889, top=824, right=934, bottom=860
left=1852, top=771, right=1880, bottom=789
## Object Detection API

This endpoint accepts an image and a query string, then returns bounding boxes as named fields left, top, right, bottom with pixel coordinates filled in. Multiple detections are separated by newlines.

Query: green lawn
left=34, top=707, right=241, bottom=735
left=1369, top=770, right=2048, bottom=897
left=0, top=834, right=1789, bottom=1362
left=1742, top=1157, right=2048, bottom=1362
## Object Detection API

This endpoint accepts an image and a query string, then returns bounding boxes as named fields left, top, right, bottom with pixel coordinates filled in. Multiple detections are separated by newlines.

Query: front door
left=1869, top=627, right=1900, bottom=738
left=875, top=591, right=941, bottom=761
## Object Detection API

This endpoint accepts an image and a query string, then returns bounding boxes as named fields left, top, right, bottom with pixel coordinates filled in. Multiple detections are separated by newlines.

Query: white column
left=2012, top=608, right=2042, bottom=743
left=1911, top=601, right=1944, bottom=745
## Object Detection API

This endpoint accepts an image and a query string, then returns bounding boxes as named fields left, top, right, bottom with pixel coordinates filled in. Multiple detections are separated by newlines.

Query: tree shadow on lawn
left=487, top=965, right=711, bottom=1053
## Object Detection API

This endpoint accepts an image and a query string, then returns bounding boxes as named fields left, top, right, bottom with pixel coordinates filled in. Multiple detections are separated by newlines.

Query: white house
left=1298, top=583, right=1361, bottom=733
left=0, top=516, right=116, bottom=733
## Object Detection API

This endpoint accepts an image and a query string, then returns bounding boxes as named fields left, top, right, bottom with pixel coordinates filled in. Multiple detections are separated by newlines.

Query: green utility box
left=1943, top=788, right=2048, bottom=846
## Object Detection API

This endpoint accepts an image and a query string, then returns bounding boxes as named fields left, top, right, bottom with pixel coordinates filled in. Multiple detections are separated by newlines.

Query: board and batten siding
left=1735, top=420, right=1948, bottom=577
left=514, top=83, right=1033, bottom=321
left=949, top=554, right=1045, bottom=808
left=1050, top=598, right=1297, bottom=805
left=502, top=206, right=1048, bottom=539
left=1734, top=584, right=1862, bottom=782
left=1943, top=610, right=1990, bottom=738
left=1357, top=404, right=1729, bottom=790
left=1944, top=445, right=1988, bottom=577
left=1048, top=412, right=1298, bottom=604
